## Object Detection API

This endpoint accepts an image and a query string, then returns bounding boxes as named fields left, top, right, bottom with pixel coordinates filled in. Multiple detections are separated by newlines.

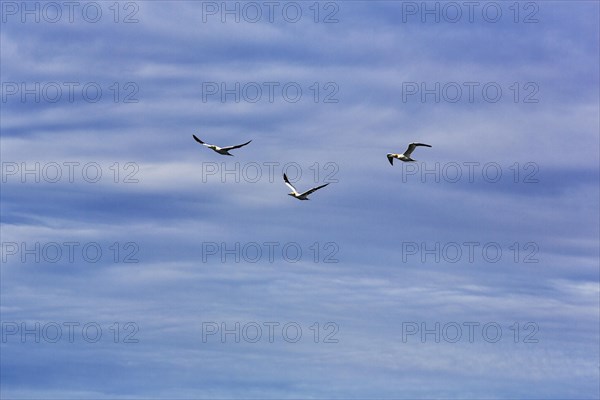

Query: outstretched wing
left=222, top=140, right=252, bottom=151
left=387, top=154, right=394, bottom=166
left=283, top=173, right=298, bottom=194
left=404, top=142, right=431, bottom=156
left=193, top=135, right=213, bottom=147
left=300, top=183, right=329, bottom=197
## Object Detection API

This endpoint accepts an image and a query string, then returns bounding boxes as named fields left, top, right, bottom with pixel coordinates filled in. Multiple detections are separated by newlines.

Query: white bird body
left=387, top=142, right=432, bottom=165
left=283, top=173, right=329, bottom=201
left=193, top=135, right=252, bottom=156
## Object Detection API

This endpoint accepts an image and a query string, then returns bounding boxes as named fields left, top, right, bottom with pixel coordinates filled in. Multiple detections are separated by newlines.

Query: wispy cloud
left=1, top=1, right=598, bottom=399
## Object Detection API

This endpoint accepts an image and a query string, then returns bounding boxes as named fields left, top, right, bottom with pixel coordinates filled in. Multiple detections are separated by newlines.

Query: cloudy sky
left=1, top=1, right=599, bottom=398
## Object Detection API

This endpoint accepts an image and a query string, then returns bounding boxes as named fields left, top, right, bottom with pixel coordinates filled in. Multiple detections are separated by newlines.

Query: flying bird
left=283, top=173, right=329, bottom=201
left=192, top=135, right=252, bottom=156
left=387, top=143, right=432, bottom=165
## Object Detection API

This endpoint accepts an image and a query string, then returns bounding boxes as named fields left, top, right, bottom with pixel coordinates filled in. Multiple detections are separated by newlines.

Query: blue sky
left=1, top=1, right=599, bottom=398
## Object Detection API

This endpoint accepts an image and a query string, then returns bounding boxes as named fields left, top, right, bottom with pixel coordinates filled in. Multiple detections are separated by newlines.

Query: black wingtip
left=192, top=134, right=204, bottom=144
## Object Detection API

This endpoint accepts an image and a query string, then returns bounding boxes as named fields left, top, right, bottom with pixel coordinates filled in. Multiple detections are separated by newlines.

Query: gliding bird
left=387, top=143, right=432, bottom=165
left=192, top=135, right=252, bottom=156
left=283, top=173, right=329, bottom=201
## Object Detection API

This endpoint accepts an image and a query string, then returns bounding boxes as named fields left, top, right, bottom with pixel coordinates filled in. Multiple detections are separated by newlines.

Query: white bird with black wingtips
left=387, top=143, right=432, bottom=165
left=193, top=134, right=252, bottom=156
left=283, top=173, right=329, bottom=201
